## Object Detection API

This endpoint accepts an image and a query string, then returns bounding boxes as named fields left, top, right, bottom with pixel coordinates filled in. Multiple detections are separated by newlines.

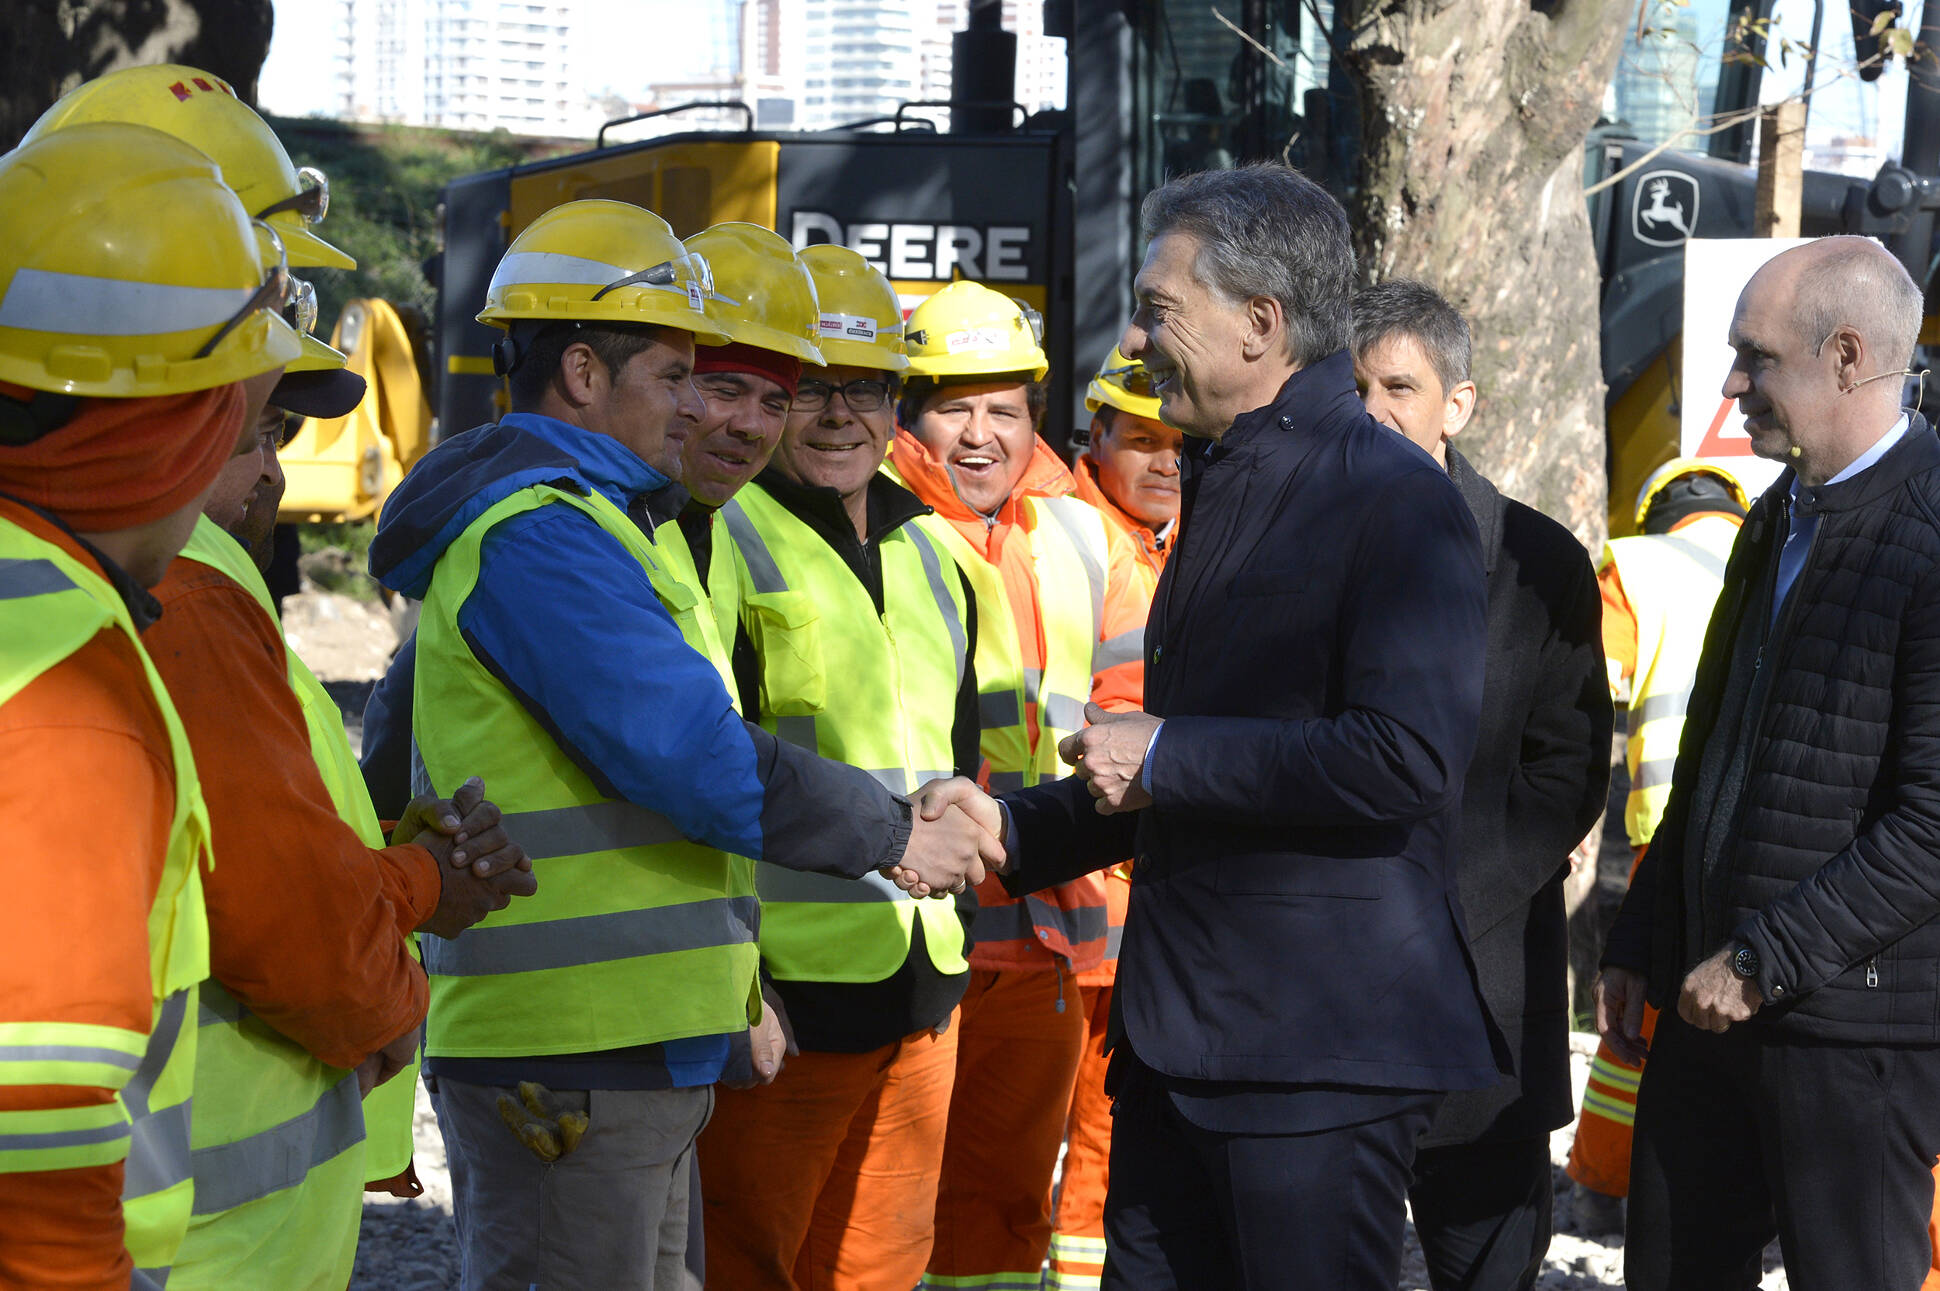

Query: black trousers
left=1627, top=1009, right=1940, bottom=1291
left=1409, top=1136, right=1553, bottom=1291
left=1102, top=1058, right=1438, bottom=1290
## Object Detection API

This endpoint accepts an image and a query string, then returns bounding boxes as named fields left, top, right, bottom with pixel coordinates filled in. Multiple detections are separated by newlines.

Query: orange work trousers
left=699, top=1017, right=959, bottom=1291
left=1047, top=980, right=1113, bottom=1291
left=926, top=967, right=1087, bottom=1289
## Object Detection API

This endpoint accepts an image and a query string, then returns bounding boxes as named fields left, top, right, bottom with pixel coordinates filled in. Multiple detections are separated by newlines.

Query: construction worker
left=697, top=245, right=981, bottom=1289
left=890, top=281, right=1152, bottom=1291
left=1567, top=457, right=1748, bottom=1233
left=361, top=199, right=999, bottom=1290
left=1072, top=346, right=1180, bottom=579
left=657, top=221, right=825, bottom=656
left=0, top=122, right=299, bottom=1289
left=1038, top=348, right=1175, bottom=1291
left=21, top=68, right=537, bottom=1288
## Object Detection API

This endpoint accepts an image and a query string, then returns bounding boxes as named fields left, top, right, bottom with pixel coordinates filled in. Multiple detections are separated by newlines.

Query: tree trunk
left=1339, top=0, right=1629, bottom=554
left=2, top=0, right=273, bottom=148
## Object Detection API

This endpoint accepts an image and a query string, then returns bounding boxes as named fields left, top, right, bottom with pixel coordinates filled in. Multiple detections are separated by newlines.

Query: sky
left=259, top=0, right=728, bottom=119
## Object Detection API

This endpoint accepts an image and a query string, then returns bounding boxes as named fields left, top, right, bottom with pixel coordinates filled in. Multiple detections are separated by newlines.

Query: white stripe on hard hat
left=490, top=250, right=691, bottom=299
left=0, top=267, right=254, bottom=337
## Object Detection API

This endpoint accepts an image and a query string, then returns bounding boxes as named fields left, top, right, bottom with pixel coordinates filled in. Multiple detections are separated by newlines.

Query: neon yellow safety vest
left=169, top=518, right=372, bottom=1290
left=652, top=510, right=745, bottom=688
left=914, top=495, right=1109, bottom=793
left=412, top=482, right=759, bottom=1058
left=720, top=485, right=971, bottom=982
left=1604, top=513, right=1741, bottom=847
left=0, top=519, right=211, bottom=1289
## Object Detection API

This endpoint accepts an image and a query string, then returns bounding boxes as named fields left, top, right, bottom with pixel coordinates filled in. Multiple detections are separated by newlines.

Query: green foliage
left=261, top=115, right=537, bottom=340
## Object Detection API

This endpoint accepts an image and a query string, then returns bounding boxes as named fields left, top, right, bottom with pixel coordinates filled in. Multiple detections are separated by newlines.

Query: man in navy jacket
left=911, top=164, right=1505, bottom=1288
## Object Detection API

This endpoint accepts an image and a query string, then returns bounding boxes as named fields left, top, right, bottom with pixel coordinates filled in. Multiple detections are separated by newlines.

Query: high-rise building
left=795, top=1, right=926, bottom=130
left=1605, top=7, right=1706, bottom=149
left=331, top=0, right=600, bottom=137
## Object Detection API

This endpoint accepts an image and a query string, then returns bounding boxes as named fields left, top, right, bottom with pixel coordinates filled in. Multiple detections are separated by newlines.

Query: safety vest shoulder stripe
left=1035, top=495, right=1107, bottom=644
left=499, top=800, right=687, bottom=861
left=120, top=1099, right=192, bottom=1199
left=189, top=1071, right=362, bottom=1215
left=909, top=528, right=969, bottom=686
left=422, top=894, right=760, bottom=977
left=0, top=556, right=74, bottom=599
left=1655, top=532, right=1730, bottom=581
left=720, top=500, right=785, bottom=594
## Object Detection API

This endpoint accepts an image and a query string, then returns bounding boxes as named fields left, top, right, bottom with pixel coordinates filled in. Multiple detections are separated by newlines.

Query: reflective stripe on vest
left=911, top=495, right=1111, bottom=968
left=721, top=486, right=971, bottom=982
left=173, top=519, right=377, bottom=1284
left=1606, top=515, right=1739, bottom=846
left=414, top=482, right=759, bottom=1058
left=0, top=521, right=211, bottom=1280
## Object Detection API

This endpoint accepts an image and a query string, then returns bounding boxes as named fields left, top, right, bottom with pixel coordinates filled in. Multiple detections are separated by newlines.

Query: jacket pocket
left=744, top=589, right=826, bottom=717
left=1212, top=850, right=1385, bottom=899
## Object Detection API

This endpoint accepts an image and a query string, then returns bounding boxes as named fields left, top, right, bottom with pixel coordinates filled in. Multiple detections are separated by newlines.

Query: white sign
left=1679, top=237, right=1815, bottom=498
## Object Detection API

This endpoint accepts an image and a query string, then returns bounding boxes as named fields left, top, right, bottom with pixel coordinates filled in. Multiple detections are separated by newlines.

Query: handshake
left=878, top=777, right=1010, bottom=899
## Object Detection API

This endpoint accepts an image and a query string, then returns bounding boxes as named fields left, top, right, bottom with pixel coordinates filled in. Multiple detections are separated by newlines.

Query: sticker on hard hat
left=687, top=283, right=704, bottom=310
left=820, top=312, right=878, bottom=342
left=945, top=327, right=1007, bottom=354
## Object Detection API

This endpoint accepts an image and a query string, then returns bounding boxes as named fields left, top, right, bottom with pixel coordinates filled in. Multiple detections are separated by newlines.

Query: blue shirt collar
left=502, top=411, right=672, bottom=507
left=1791, top=412, right=1910, bottom=503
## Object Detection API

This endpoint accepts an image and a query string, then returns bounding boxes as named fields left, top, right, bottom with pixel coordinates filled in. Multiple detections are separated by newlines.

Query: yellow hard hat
left=477, top=199, right=728, bottom=344
left=798, top=245, right=907, bottom=372
left=0, top=123, right=304, bottom=399
left=1085, top=346, right=1161, bottom=421
left=905, top=280, right=1048, bottom=382
left=1634, top=457, right=1750, bottom=530
left=25, top=64, right=356, bottom=271
left=683, top=223, right=825, bottom=366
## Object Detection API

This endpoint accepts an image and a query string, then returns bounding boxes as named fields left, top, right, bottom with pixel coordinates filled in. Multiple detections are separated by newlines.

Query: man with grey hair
left=1597, top=235, right=1940, bottom=1288
left=910, top=162, right=1505, bottom=1287
left=1354, top=279, right=1612, bottom=1291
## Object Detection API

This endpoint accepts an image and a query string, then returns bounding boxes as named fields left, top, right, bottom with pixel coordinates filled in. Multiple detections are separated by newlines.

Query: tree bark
left=1339, top=0, right=1629, bottom=554
left=2, top=0, right=273, bottom=148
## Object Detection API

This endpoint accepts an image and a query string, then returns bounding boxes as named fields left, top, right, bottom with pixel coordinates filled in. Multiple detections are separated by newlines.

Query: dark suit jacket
left=1419, top=450, right=1611, bottom=1149
left=1004, top=352, right=1505, bottom=1122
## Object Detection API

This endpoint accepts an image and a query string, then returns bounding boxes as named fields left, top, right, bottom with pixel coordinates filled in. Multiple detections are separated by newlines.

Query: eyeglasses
left=794, top=377, right=896, bottom=412
left=1098, top=362, right=1155, bottom=396
left=1011, top=298, right=1045, bottom=347
left=590, top=252, right=714, bottom=306
left=195, top=220, right=292, bottom=360
left=255, top=166, right=330, bottom=225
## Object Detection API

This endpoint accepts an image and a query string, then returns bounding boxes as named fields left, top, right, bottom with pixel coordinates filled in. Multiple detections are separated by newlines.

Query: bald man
left=1596, top=236, right=1940, bottom=1289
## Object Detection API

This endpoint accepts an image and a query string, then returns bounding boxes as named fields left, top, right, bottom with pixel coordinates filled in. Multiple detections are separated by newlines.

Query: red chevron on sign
left=1693, top=396, right=1755, bottom=457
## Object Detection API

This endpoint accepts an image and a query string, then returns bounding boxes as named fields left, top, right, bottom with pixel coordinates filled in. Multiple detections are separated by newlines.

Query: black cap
left=271, top=368, right=368, bottom=420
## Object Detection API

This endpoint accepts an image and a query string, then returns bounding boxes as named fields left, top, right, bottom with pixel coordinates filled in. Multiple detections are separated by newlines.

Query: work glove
left=495, top=1081, right=589, bottom=1163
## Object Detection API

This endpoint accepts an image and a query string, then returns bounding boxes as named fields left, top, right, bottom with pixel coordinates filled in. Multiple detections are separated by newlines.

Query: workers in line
left=1565, top=457, right=1747, bottom=1235
left=884, top=281, right=1153, bottom=1291
left=360, top=199, right=999, bottom=1289
left=697, top=245, right=982, bottom=1288
left=1040, top=350, right=1177, bottom=1291
left=0, top=120, right=298, bottom=1289
left=17, top=65, right=540, bottom=1288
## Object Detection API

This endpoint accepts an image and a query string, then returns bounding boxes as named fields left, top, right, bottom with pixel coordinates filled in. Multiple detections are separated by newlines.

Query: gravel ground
left=345, top=1041, right=1788, bottom=1290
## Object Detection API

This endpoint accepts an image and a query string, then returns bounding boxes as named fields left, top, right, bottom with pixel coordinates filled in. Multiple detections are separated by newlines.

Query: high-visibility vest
left=720, top=484, right=971, bottom=983
left=169, top=518, right=371, bottom=1289
left=654, top=511, right=745, bottom=679
left=0, top=519, right=211, bottom=1288
left=1604, top=513, right=1741, bottom=847
left=412, top=482, right=759, bottom=1058
left=915, top=494, right=1114, bottom=967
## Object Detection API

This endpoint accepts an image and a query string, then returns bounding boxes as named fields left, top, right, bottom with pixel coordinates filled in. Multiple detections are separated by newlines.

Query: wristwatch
left=1730, top=942, right=1762, bottom=981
